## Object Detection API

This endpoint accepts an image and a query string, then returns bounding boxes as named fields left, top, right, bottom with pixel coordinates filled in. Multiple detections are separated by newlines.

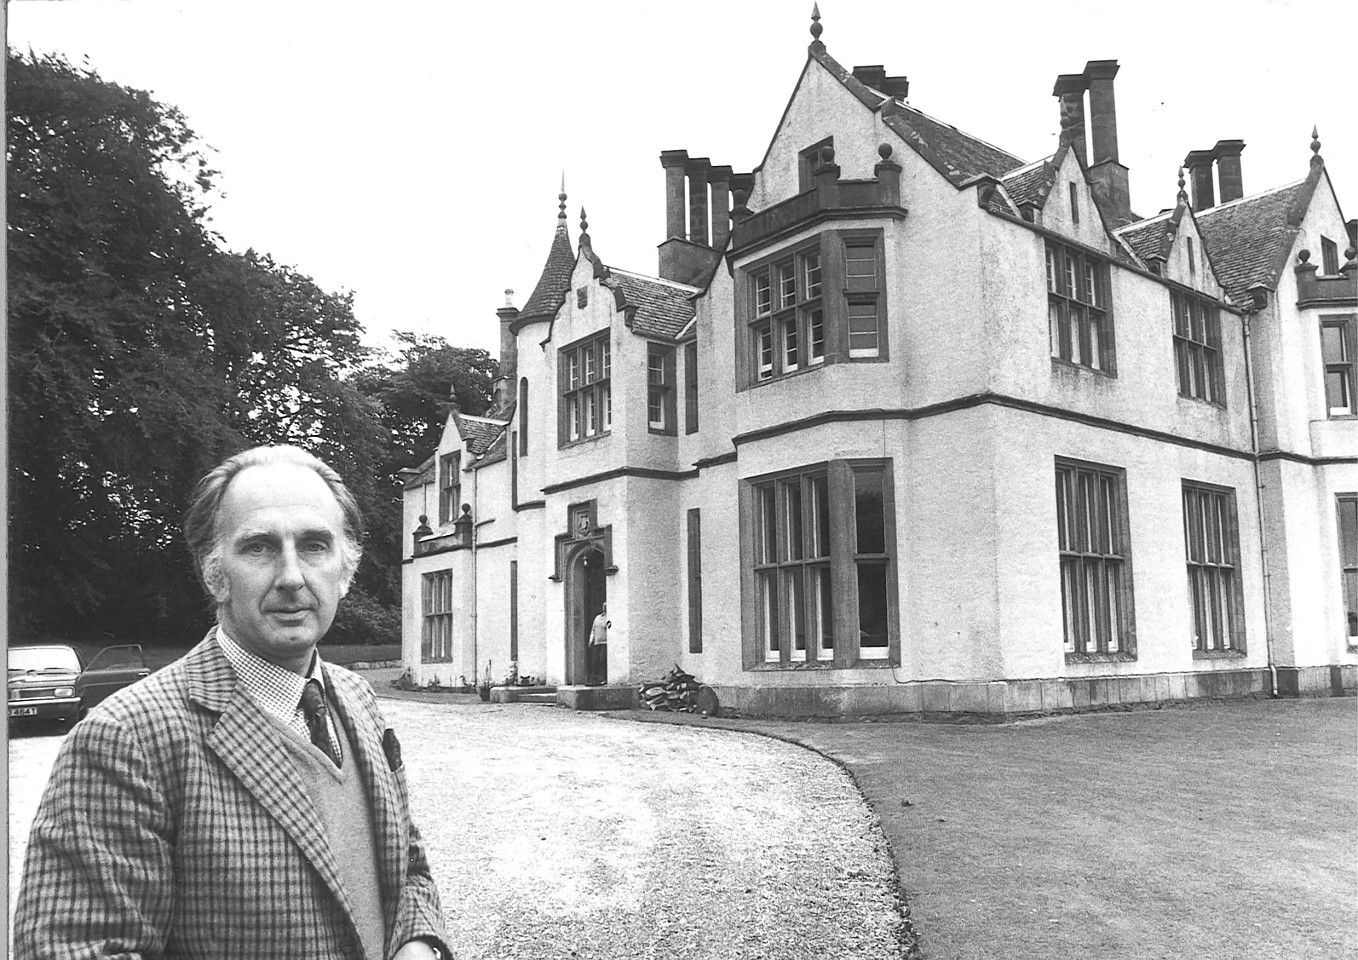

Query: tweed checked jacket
left=14, top=634, right=449, bottom=960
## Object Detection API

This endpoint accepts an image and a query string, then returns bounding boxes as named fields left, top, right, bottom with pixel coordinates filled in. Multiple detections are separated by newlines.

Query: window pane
left=857, top=563, right=889, bottom=652
left=1345, top=570, right=1358, bottom=638
left=567, top=353, right=580, bottom=390
left=1088, top=311, right=1103, bottom=371
left=648, top=352, right=666, bottom=385
left=1060, top=557, right=1077, bottom=652
left=1326, top=370, right=1351, bottom=414
left=810, top=474, right=830, bottom=558
left=584, top=346, right=597, bottom=383
left=787, top=570, right=807, bottom=658
left=759, top=570, right=779, bottom=659
left=805, top=252, right=823, bottom=299
left=855, top=470, right=885, bottom=554
left=782, top=317, right=799, bottom=371
left=1322, top=324, right=1346, bottom=363
left=1340, top=498, right=1358, bottom=567
left=601, top=339, right=611, bottom=379
left=848, top=302, right=880, bottom=358
left=783, top=480, right=803, bottom=561
left=755, top=272, right=771, bottom=317
left=1049, top=301, right=1064, bottom=359
left=600, top=383, right=612, bottom=430
left=1055, top=469, right=1070, bottom=551
left=808, top=309, right=825, bottom=363
left=809, top=564, right=834, bottom=656
left=567, top=395, right=580, bottom=441
left=778, top=261, right=797, bottom=309
left=755, top=485, right=777, bottom=564
left=846, top=244, right=877, bottom=284
left=1105, top=561, right=1121, bottom=653
left=757, top=323, right=774, bottom=379
left=583, top=390, right=596, bottom=435
left=1084, top=263, right=1099, bottom=307
left=1046, top=247, right=1057, bottom=293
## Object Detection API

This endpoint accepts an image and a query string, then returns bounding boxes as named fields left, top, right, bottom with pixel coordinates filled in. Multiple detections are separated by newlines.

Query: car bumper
left=8, top=697, right=81, bottom=721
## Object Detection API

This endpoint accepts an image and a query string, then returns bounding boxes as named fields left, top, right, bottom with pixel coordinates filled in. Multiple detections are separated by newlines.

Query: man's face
left=213, top=463, right=347, bottom=673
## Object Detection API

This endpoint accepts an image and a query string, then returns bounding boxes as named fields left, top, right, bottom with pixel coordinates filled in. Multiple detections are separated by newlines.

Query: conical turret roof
left=518, top=182, right=576, bottom=322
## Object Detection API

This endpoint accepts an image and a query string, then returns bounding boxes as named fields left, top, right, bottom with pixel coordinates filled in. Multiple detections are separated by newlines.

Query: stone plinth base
left=490, top=686, right=557, bottom=704
left=556, top=684, right=637, bottom=711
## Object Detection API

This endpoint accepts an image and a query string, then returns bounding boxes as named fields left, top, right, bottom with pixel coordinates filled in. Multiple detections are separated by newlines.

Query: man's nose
left=275, top=544, right=306, bottom=590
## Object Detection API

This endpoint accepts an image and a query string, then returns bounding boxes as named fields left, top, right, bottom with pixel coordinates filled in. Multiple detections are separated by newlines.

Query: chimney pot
left=686, top=157, right=711, bottom=247
left=660, top=149, right=689, bottom=240
left=852, top=64, right=887, bottom=89
left=1083, top=60, right=1120, bottom=165
left=709, top=164, right=733, bottom=252
left=1213, top=139, right=1246, bottom=204
left=1183, top=149, right=1216, bottom=211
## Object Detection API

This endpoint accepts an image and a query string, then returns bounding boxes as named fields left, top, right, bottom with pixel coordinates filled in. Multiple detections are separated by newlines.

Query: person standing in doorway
left=588, top=603, right=610, bottom=686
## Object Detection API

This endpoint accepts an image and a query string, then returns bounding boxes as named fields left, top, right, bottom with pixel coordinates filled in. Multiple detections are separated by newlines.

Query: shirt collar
left=216, top=626, right=326, bottom=722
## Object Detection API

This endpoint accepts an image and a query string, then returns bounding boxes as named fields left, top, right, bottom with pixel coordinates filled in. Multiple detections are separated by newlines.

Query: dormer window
left=1047, top=240, right=1113, bottom=373
left=1322, top=237, right=1340, bottom=275
left=1172, top=290, right=1224, bottom=405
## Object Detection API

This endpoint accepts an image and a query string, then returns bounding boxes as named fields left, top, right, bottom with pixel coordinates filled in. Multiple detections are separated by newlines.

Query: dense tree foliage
left=7, top=51, right=479, bottom=644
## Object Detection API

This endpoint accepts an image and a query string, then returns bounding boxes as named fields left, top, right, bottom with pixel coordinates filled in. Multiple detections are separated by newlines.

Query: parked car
left=8, top=644, right=82, bottom=729
left=8, top=643, right=151, bottom=730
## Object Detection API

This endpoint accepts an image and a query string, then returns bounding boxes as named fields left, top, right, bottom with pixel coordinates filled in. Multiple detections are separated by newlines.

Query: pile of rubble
left=639, top=666, right=711, bottom=713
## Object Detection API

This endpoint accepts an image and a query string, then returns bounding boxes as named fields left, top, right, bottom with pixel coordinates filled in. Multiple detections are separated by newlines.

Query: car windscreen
left=8, top=647, right=81, bottom=674
left=84, top=646, right=147, bottom=672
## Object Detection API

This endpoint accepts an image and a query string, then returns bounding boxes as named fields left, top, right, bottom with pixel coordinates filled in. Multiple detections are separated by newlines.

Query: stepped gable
left=517, top=187, right=576, bottom=324
left=606, top=268, right=698, bottom=340
left=1196, top=180, right=1309, bottom=305
left=809, top=44, right=1024, bottom=188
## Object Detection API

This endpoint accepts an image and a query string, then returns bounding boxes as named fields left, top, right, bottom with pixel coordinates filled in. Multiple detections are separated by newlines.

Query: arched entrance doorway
left=566, top=545, right=607, bottom=685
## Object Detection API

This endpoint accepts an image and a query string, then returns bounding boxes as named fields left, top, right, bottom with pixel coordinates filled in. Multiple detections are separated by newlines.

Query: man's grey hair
left=183, top=445, right=364, bottom=601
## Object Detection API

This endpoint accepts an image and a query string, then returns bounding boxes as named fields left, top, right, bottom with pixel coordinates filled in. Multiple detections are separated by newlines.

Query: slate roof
left=456, top=413, right=509, bottom=457
left=519, top=216, right=575, bottom=321
left=1196, top=179, right=1309, bottom=305
left=1002, top=158, right=1056, bottom=209
left=810, top=44, right=1024, bottom=188
left=607, top=269, right=697, bottom=340
left=402, top=456, right=435, bottom=489
left=1117, top=210, right=1175, bottom=264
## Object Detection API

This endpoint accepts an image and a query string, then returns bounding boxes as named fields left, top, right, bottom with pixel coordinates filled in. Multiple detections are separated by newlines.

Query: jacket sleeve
left=13, top=713, right=175, bottom=960
left=389, top=807, right=452, bottom=958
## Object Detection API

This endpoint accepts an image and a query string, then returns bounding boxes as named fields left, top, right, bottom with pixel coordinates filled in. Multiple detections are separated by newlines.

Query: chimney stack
left=1183, top=149, right=1216, bottom=211
left=1052, top=73, right=1089, bottom=166
left=1214, top=139, right=1246, bottom=204
left=1082, top=60, right=1132, bottom=226
left=686, top=158, right=711, bottom=247
left=709, top=165, right=732, bottom=252
left=660, top=149, right=689, bottom=240
left=496, top=289, right=519, bottom=407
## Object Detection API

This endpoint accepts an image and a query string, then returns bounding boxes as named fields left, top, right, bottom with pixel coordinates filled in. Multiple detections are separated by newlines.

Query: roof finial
left=1310, top=125, right=1323, bottom=167
left=810, top=4, right=823, bottom=42
left=558, top=173, right=568, bottom=222
left=1176, top=166, right=1187, bottom=201
left=580, top=206, right=589, bottom=236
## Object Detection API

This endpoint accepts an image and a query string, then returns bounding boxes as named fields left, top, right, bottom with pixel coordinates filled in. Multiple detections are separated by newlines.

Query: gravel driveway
left=9, top=700, right=905, bottom=959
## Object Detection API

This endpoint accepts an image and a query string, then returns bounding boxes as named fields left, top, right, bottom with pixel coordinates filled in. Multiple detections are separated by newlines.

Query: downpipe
left=1242, top=307, right=1279, bottom=698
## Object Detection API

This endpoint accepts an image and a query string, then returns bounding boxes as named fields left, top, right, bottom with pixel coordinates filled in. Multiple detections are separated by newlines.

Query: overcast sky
left=8, top=0, right=1355, bottom=357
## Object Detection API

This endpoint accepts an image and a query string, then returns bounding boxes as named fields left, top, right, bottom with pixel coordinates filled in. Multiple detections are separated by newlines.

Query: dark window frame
left=739, top=229, right=886, bottom=388
left=421, top=570, right=454, bottom=662
left=1181, top=480, right=1246, bottom=655
left=1321, top=236, right=1340, bottom=275
left=438, top=452, right=460, bottom=525
left=684, top=341, right=699, bottom=434
left=687, top=508, right=703, bottom=653
left=647, top=344, right=677, bottom=435
left=518, top=378, right=529, bottom=456
left=1046, top=240, right=1115, bottom=374
left=1055, top=457, right=1137, bottom=660
left=1172, top=288, right=1225, bottom=405
left=1321, top=314, right=1358, bottom=418
left=739, top=459, right=898, bottom=669
left=1338, top=494, right=1358, bottom=645
left=558, top=332, right=612, bottom=447
left=797, top=137, right=834, bottom=193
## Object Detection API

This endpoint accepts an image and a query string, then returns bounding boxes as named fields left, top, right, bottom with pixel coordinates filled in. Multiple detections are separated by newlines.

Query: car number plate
left=10, top=706, right=39, bottom=717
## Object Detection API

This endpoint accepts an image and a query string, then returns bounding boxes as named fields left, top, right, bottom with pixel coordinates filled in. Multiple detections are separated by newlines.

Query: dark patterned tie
left=299, top=680, right=342, bottom=768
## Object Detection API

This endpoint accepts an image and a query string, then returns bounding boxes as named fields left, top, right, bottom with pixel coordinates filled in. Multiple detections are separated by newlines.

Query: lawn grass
left=738, top=698, right=1358, bottom=960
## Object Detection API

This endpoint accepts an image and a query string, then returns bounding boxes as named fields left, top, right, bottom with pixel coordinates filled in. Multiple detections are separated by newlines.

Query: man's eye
left=303, top=541, right=331, bottom=554
left=243, top=542, right=272, bottom=556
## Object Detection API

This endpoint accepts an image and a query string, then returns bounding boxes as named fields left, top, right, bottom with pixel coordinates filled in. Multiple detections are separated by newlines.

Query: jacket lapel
left=185, top=633, right=357, bottom=926
left=325, top=665, right=406, bottom=909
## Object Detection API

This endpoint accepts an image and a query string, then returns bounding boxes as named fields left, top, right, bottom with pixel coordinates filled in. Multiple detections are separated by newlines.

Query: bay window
left=560, top=332, right=610, bottom=445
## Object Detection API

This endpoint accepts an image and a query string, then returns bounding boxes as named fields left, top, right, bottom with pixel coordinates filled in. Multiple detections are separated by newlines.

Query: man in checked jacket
left=15, top=445, right=451, bottom=960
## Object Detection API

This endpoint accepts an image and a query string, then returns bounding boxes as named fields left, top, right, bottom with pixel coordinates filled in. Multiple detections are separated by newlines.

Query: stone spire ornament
left=1177, top=167, right=1187, bottom=202
left=558, top=173, right=568, bottom=223
left=1311, top=125, right=1323, bottom=167
left=810, top=3, right=823, bottom=42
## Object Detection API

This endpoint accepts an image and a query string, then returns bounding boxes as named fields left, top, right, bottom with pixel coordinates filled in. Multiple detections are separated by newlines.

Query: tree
left=7, top=51, right=390, bottom=641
